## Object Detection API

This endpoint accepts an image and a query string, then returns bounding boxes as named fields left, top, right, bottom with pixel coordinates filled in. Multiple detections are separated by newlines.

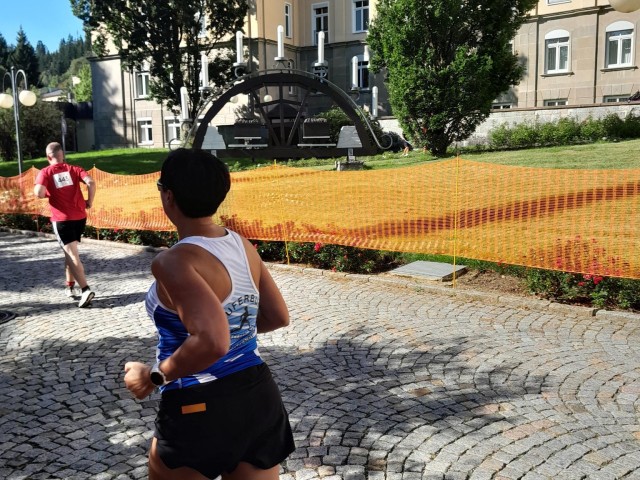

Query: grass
left=2, top=138, right=640, bottom=177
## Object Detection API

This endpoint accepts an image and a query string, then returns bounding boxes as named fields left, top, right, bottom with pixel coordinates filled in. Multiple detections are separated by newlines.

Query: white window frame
left=603, top=95, right=629, bottom=103
left=547, top=0, right=570, bottom=4
left=165, top=117, right=181, bottom=145
left=285, top=3, right=293, bottom=38
left=135, top=70, right=150, bottom=99
left=137, top=118, right=153, bottom=144
left=353, top=0, right=369, bottom=33
left=545, top=29, right=570, bottom=74
left=356, top=54, right=370, bottom=89
left=543, top=99, right=568, bottom=107
left=312, top=2, right=329, bottom=45
left=605, top=21, right=634, bottom=69
left=492, top=103, right=513, bottom=110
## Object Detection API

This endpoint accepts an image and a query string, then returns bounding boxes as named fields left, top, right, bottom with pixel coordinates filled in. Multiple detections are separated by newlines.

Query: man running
left=34, top=142, right=96, bottom=308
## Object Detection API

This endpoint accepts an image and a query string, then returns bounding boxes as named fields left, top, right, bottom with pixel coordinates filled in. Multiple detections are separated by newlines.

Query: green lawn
left=2, top=138, right=640, bottom=177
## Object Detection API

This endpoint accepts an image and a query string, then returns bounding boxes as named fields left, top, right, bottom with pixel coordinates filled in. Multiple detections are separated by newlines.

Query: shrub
left=254, top=240, right=402, bottom=274
left=580, top=116, right=606, bottom=141
left=488, top=123, right=512, bottom=149
left=509, top=122, right=539, bottom=148
left=554, top=117, right=581, bottom=144
left=601, top=113, right=625, bottom=139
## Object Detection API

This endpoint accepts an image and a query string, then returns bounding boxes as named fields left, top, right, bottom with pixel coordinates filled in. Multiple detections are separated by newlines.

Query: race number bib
left=52, top=171, right=73, bottom=189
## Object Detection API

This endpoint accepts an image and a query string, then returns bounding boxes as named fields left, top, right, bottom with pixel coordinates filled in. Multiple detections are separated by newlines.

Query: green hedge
left=488, top=112, right=640, bottom=150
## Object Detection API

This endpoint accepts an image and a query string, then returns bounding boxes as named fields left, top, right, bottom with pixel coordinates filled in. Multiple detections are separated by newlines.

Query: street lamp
left=0, top=67, right=37, bottom=176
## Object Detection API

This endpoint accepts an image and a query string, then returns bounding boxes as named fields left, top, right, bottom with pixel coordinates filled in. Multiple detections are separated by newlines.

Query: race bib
left=52, top=171, right=73, bottom=189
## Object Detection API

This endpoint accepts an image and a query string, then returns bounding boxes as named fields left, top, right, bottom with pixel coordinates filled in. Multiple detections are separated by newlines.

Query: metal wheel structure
left=189, top=68, right=391, bottom=159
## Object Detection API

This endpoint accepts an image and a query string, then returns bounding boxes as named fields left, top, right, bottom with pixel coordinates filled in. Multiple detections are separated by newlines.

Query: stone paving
left=1, top=231, right=640, bottom=480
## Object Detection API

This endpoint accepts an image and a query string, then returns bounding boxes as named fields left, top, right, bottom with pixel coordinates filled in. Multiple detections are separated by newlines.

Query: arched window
left=606, top=21, right=634, bottom=68
left=545, top=29, right=570, bottom=74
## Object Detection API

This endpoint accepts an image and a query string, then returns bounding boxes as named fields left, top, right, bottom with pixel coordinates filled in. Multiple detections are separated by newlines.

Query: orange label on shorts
left=181, top=403, right=207, bottom=414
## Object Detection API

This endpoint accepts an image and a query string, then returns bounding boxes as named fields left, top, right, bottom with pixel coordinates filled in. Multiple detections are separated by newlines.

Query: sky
left=0, top=0, right=85, bottom=52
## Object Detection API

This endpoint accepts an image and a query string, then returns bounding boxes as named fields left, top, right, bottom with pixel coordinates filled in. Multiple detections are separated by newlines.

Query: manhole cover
left=0, top=310, right=16, bottom=325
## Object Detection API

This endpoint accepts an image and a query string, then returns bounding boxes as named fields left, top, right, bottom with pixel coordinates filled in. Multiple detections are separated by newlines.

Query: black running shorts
left=154, top=363, right=295, bottom=478
left=52, top=218, right=86, bottom=246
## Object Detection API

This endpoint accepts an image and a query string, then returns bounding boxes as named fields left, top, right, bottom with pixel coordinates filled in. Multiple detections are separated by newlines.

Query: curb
left=2, top=227, right=638, bottom=320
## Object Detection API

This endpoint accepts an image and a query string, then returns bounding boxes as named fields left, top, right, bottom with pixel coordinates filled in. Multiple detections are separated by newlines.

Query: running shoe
left=78, top=289, right=95, bottom=308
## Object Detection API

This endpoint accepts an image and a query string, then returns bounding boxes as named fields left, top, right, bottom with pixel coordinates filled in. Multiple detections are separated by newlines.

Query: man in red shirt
left=34, top=142, right=97, bottom=308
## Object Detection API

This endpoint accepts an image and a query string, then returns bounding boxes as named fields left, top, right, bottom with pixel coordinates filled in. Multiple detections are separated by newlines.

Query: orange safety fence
left=1, top=159, right=640, bottom=279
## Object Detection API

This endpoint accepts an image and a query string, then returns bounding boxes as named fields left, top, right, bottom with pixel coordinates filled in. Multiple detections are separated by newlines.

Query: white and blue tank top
left=145, top=229, right=263, bottom=392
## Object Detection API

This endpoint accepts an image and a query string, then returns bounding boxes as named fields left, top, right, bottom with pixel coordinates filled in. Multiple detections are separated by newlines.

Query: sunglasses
left=156, top=179, right=168, bottom=191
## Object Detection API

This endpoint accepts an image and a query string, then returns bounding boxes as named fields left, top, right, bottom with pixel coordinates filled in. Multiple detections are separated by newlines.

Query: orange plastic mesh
left=2, top=160, right=639, bottom=279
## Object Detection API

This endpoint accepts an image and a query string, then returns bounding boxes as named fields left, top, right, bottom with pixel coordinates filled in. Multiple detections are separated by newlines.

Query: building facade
left=90, top=0, right=640, bottom=149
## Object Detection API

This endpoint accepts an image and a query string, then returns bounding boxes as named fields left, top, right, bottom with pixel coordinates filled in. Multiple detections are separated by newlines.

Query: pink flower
left=593, top=276, right=603, bottom=285
left=583, top=274, right=592, bottom=280
left=331, top=267, right=336, bottom=272
left=314, top=243, right=322, bottom=252
left=578, top=281, right=586, bottom=287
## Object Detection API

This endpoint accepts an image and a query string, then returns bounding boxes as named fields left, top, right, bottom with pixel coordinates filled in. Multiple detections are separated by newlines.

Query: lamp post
left=0, top=67, right=37, bottom=176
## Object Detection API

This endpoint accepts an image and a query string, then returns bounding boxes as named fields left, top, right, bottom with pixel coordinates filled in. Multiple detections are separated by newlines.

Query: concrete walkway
left=0, top=231, right=639, bottom=480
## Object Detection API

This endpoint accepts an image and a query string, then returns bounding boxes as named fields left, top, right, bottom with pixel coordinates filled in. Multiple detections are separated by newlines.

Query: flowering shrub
left=525, top=269, right=640, bottom=310
left=524, top=236, right=639, bottom=310
left=254, top=240, right=402, bottom=274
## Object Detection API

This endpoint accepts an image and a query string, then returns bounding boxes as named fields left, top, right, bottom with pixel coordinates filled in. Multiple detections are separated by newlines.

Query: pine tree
left=10, top=28, right=40, bottom=88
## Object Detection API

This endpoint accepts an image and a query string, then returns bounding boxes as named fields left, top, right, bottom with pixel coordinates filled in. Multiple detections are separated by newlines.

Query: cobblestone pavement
left=1, top=231, right=640, bottom=480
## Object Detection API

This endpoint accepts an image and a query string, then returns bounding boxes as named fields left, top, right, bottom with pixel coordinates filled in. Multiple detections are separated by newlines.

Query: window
left=545, top=30, right=570, bottom=74
left=492, top=103, right=513, bottom=110
left=544, top=99, right=567, bottom=106
left=547, top=0, right=571, bottom=4
left=137, top=119, right=153, bottom=144
left=313, top=3, right=329, bottom=45
left=604, top=95, right=629, bottom=103
left=135, top=71, right=150, bottom=99
left=356, top=55, right=370, bottom=89
left=165, top=118, right=181, bottom=144
left=353, top=0, right=369, bottom=33
left=285, top=3, right=292, bottom=38
left=606, top=21, right=634, bottom=69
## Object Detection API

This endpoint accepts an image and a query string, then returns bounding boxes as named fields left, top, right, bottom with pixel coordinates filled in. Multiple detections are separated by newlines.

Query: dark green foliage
left=254, top=240, right=403, bottom=274
left=71, top=0, right=249, bottom=118
left=367, top=0, right=537, bottom=156
left=0, top=99, right=70, bottom=161
left=9, top=29, right=40, bottom=88
left=525, top=269, right=640, bottom=310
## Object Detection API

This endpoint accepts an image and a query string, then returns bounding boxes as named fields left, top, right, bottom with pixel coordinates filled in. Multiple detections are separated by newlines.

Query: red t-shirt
left=35, top=163, right=89, bottom=222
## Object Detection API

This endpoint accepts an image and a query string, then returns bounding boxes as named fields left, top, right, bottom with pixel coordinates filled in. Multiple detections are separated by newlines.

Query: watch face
left=150, top=371, right=165, bottom=386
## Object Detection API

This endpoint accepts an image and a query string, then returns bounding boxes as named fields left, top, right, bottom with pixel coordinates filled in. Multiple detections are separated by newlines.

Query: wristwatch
left=150, top=361, right=169, bottom=386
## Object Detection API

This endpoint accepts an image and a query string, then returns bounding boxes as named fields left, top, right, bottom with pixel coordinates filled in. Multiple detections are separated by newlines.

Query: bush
left=488, top=112, right=640, bottom=149
left=254, top=240, right=402, bottom=274
left=580, top=116, right=606, bottom=141
left=488, top=123, right=512, bottom=149
left=525, top=269, right=640, bottom=310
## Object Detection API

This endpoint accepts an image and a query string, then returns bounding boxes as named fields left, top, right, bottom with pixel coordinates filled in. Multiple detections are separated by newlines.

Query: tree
left=367, top=0, right=537, bottom=156
left=10, top=28, right=40, bottom=88
left=0, top=34, right=12, bottom=78
left=0, top=98, right=62, bottom=161
left=71, top=0, right=249, bottom=119
left=73, top=62, right=92, bottom=102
